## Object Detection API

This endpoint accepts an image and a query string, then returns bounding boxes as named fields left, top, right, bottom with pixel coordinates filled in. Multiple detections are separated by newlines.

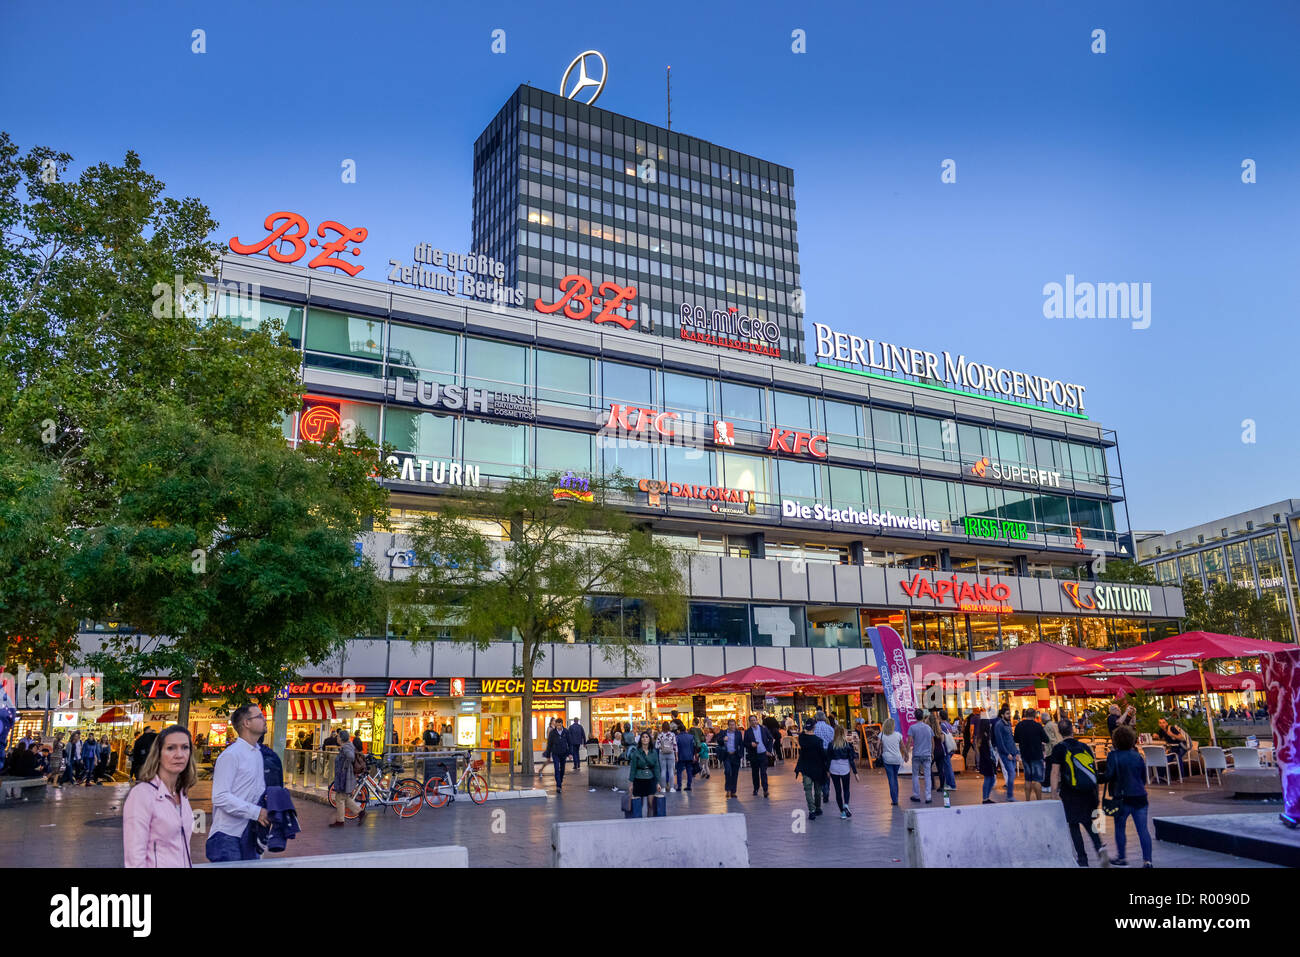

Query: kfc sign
left=450, top=678, right=466, bottom=697
left=714, top=421, right=736, bottom=446
left=604, top=404, right=680, bottom=437
left=767, top=428, right=828, bottom=459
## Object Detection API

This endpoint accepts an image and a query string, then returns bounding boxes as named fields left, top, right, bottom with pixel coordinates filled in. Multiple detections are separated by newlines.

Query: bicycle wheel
left=390, top=779, right=423, bottom=818
left=328, top=783, right=365, bottom=819
left=466, top=770, right=489, bottom=805
left=424, top=773, right=451, bottom=809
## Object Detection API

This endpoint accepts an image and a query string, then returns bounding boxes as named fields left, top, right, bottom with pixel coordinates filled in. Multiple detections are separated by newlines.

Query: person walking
left=566, top=717, right=586, bottom=771
left=207, top=704, right=270, bottom=860
left=626, top=731, right=662, bottom=817
left=825, top=724, right=859, bottom=818
left=763, top=713, right=783, bottom=763
left=977, top=717, right=998, bottom=803
left=930, top=710, right=956, bottom=793
left=655, top=721, right=679, bottom=792
left=674, top=723, right=697, bottom=791
left=992, top=705, right=1019, bottom=801
left=61, top=731, right=83, bottom=787
left=329, top=729, right=364, bottom=828
left=879, top=717, right=904, bottom=806
left=122, top=725, right=196, bottom=867
left=46, top=733, right=65, bottom=788
left=1014, top=708, right=1051, bottom=801
left=813, top=710, right=834, bottom=804
left=543, top=717, right=571, bottom=792
left=81, top=733, right=99, bottom=786
left=129, top=726, right=157, bottom=782
left=1101, top=725, right=1153, bottom=867
left=717, top=719, right=745, bottom=799
left=1045, top=719, right=1110, bottom=868
left=962, top=708, right=981, bottom=770
left=744, top=715, right=774, bottom=798
left=904, top=708, right=934, bottom=803
left=794, top=718, right=828, bottom=820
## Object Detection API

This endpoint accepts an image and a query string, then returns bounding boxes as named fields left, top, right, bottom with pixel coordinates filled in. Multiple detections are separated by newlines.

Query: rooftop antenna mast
left=666, top=65, right=672, bottom=130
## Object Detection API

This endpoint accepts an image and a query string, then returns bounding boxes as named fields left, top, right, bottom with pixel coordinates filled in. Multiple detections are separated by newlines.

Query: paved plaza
left=1, top=757, right=1282, bottom=868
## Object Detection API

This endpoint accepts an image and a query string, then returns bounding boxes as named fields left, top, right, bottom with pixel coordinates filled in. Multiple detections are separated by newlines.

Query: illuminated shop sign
left=782, top=500, right=942, bottom=533
left=140, top=679, right=367, bottom=699
left=228, top=211, right=367, bottom=276
left=388, top=244, right=525, bottom=309
left=553, top=471, right=594, bottom=503
left=603, top=404, right=680, bottom=437
left=900, top=574, right=1014, bottom=615
left=535, top=275, right=638, bottom=329
left=299, top=404, right=342, bottom=443
left=714, top=421, right=736, bottom=446
left=640, top=478, right=756, bottom=515
left=812, top=323, right=1087, bottom=414
left=962, top=516, right=1029, bottom=541
left=387, top=377, right=535, bottom=421
left=384, top=455, right=482, bottom=487
left=1061, top=581, right=1153, bottom=613
left=678, top=303, right=781, bottom=359
left=767, top=428, right=828, bottom=459
left=479, top=678, right=599, bottom=695
left=971, top=457, right=1062, bottom=488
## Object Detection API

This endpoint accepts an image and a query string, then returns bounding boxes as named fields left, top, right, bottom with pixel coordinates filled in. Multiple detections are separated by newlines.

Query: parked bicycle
left=328, top=755, right=423, bottom=819
left=423, top=751, right=489, bottom=808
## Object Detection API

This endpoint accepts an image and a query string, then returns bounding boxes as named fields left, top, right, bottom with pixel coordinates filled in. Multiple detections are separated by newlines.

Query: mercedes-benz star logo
left=561, top=50, right=608, bottom=105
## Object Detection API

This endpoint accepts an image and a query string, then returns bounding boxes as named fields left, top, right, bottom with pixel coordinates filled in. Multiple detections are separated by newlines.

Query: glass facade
left=472, top=85, right=806, bottom=361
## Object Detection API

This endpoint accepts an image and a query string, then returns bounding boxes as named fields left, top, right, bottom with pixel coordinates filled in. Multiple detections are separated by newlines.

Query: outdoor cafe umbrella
left=1141, top=670, right=1263, bottom=696
left=655, top=673, right=718, bottom=696
left=1093, top=631, right=1300, bottom=745
left=592, top=679, right=660, bottom=699
left=1008, top=674, right=1123, bottom=698
left=815, top=664, right=882, bottom=693
left=965, top=641, right=1108, bottom=682
left=699, top=665, right=819, bottom=694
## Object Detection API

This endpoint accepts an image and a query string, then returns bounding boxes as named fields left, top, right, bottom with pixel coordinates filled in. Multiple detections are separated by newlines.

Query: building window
left=534, top=426, right=592, bottom=474
left=303, top=308, right=384, bottom=377
left=383, top=409, right=454, bottom=459
left=751, top=605, right=806, bottom=647
left=689, top=602, right=750, bottom=645
left=387, top=324, right=458, bottom=382
left=464, top=419, right=530, bottom=478
left=999, top=614, right=1040, bottom=648
left=536, top=348, right=592, bottom=408
left=805, top=606, right=862, bottom=649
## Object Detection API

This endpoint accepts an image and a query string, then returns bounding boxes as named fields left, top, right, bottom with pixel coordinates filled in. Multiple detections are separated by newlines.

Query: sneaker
left=925, top=799, right=932, bottom=804
left=910, top=796, right=921, bottom=802
left=763, top=790, right=769, bottom=798
left=840, top=809, right=848, bottom=819
left=1143, top=862, right=1154, bottom=868
left=1111, top=858, right=1129, bottom=866
left=844, top=808, right=852, bottom=818
left=328, top=821, right=345, bottom=828
left=982, top=799, right=995, bottom=804
left=1098, top=845, right=1111, bottom=868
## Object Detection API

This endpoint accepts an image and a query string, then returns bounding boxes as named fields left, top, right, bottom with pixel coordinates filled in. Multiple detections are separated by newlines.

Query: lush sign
left=388, top=377, right=535, bottom=421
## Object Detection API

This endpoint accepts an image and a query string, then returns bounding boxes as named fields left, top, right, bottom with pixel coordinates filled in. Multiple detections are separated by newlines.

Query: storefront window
left=823, top=399, right=863, bottom=449
left=958, top=422, right=988, bottom=461
left=1039, top=616, right=1080, bottom=647
left=1037, top=494, right=1071, bottom=536
left=999, top=614, right=1040, bottom=647
left=1155, top=559, right=1178, bottom=584
left=1225, top=542, right=1253, bottom=589
left=872, top=409, right=913, bottom=456
left=298, top=397, right=380, bottom=445
left=720, top=451, right=770, bottom=504
left=806, top=605, right=862, bottom=648
left=1077, top=617, right=1112, bottom=650
left=1178, top=553, right=1203, bottom=586
left=752, top=605, right=806, bottom=647
left=383, top=408, right=454, bottom=459
left=663, top=444, right=714, bottom=487
left=602, top=360, right=654, bottom=408
left=690, top=602, right=750, bottom=645
left=1000, top=489, right=1036, bottom=528
left=991, top=429, right=1026, bottom=466
left=466, top=337, right=529, bottom=391
left=535, top=426, right=592, bottom=474
left=464, top=419, right=530, bottom=477
left=304, top=308, right=384, bottom=377
left=720, top=382, right=765, bottom=430
left=387, top=324, right=458, bottom=382
left=921, top=478, right=959, bottom=522
left=915, top=415, right=957, bottom=462
left=876, top=473, right=920, bottom=513
left=1107, top=618, right=1147, bottom=649
left=967, top=615, right=998, bottom=653
left=661, top=370, right=712, bottom=415
left=1201, top=547, right=1228, bottom=589
left=536, top=348, right=592, bottom=407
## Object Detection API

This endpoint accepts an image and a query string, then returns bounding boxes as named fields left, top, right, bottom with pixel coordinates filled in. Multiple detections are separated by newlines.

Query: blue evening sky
left=3, top=0, right=1297, bottom=534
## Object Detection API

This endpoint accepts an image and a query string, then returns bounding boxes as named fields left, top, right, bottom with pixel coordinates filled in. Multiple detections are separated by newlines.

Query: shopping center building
left=69, top=70, right=1186, bottom=762
left=1136, top=499, right=1300, bottom=642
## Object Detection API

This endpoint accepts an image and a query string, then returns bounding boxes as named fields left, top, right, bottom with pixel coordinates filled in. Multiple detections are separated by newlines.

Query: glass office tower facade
left=472, top=85, right=806, bottom=362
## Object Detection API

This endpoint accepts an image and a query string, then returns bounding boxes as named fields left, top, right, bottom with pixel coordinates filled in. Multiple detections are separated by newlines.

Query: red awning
left=593, top=679, right=660, bottom=699
left=289, top=699, right=338, bottom=721
left=97, top=706, right=129, bottom=724
left=655, top=673, right=719, bottom=696
left=1142, top=670, right=1262, bottom=695
left=698, top=666, right=820, bottom=694
left=967, top=642, right=1108, bottom=680
left=1093, top=632, right=1299, bottom=670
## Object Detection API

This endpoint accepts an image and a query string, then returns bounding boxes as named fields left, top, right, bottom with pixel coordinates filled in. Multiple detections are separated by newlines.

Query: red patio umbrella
left=593, top=679, right=660, bottom=699
left=1142, top=670, right=1262, bottom=695
left=1101, top=673, right=1150, bottom=695
left=654, top=673, right=718, bottom=696
left=907, top=653, right=976, bottom=677
left=97, top=706, right=129, bottom=724
left=1009, top=674, right=1121, bottom=698
left=699, top=665, right=819, bottom=694
left=966, top=642, right=1108, bottom=681
left=817, top=664, right=882, bottom=692
left=1093, top=632, right=1299, bottom=745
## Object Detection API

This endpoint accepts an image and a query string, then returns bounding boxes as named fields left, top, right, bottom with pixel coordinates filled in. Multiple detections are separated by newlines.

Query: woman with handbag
left=625, top=731, right=662, bottom=817
left=1100, top=725, right=1152, bottom=867
left=977, top=718, right=999, bottom=803
left=928, top=711, right=957, bottom=793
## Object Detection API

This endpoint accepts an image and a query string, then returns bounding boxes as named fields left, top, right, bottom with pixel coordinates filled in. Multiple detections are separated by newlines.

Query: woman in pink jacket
left=122, top=724, right=196, bottom=868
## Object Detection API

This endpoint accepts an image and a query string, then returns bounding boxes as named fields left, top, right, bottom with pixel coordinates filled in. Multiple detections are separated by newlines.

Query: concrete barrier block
left=199, top=845, right=468, bottom=868
left=587, top=765, right=629, bottom=790
left=904, top=801, right=1078, bottom=867
left=552, top=813, right=748, bottom=868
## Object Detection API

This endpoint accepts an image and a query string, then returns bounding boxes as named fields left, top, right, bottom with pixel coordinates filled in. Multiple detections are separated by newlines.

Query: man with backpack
left=1044, top=719, right=1111, bottom=868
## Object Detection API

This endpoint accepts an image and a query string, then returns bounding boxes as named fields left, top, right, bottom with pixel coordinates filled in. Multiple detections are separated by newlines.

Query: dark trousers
left=205, top=828, right=260, bottom=862
left=675, top=759, right=695, bottom=790
left=1061, top=791, right=1103, bottom=866
left=570, top=744, right=581, bottom=770
left=552, top=755, right=566, bottom=788
left=831, top=772, right=851, bottom=810
left=750, top=754, right=769, bottom=793
left=722, top=754, right=741, bottom=793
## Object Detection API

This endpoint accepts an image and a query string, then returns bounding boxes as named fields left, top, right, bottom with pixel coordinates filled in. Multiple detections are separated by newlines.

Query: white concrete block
left=904, top=801, right=1080, bottom=867
left=199, top=845, right=469, bottom=868
left=552, top=813, right=748, bottom=868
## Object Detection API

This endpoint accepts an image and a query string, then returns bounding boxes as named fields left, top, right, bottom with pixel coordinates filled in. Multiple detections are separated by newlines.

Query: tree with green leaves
left=0, top=133, right=392, bottom=724
left=1097, top=558, right=1156, bottom=585
left=1179, top=578, right=1290, bottom=650
left=392, top=471, right=688, bottom=776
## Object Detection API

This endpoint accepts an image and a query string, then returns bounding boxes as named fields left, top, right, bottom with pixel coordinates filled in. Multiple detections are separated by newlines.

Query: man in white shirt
left=206, top=703, right=270, bottom=862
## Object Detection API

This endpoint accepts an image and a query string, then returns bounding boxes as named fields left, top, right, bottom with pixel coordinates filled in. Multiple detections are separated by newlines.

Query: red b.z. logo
left=534, top=274, right=637, bottom=329
left=229, top=211, right=368, bottom=276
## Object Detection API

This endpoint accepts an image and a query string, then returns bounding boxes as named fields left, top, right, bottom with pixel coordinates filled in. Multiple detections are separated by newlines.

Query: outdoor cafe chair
left=1142, top=745, right=1182, bottom=785
left=1228, top=747, right=1261, bottom=770
left=1198, top=746, right=1227, bottom=787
